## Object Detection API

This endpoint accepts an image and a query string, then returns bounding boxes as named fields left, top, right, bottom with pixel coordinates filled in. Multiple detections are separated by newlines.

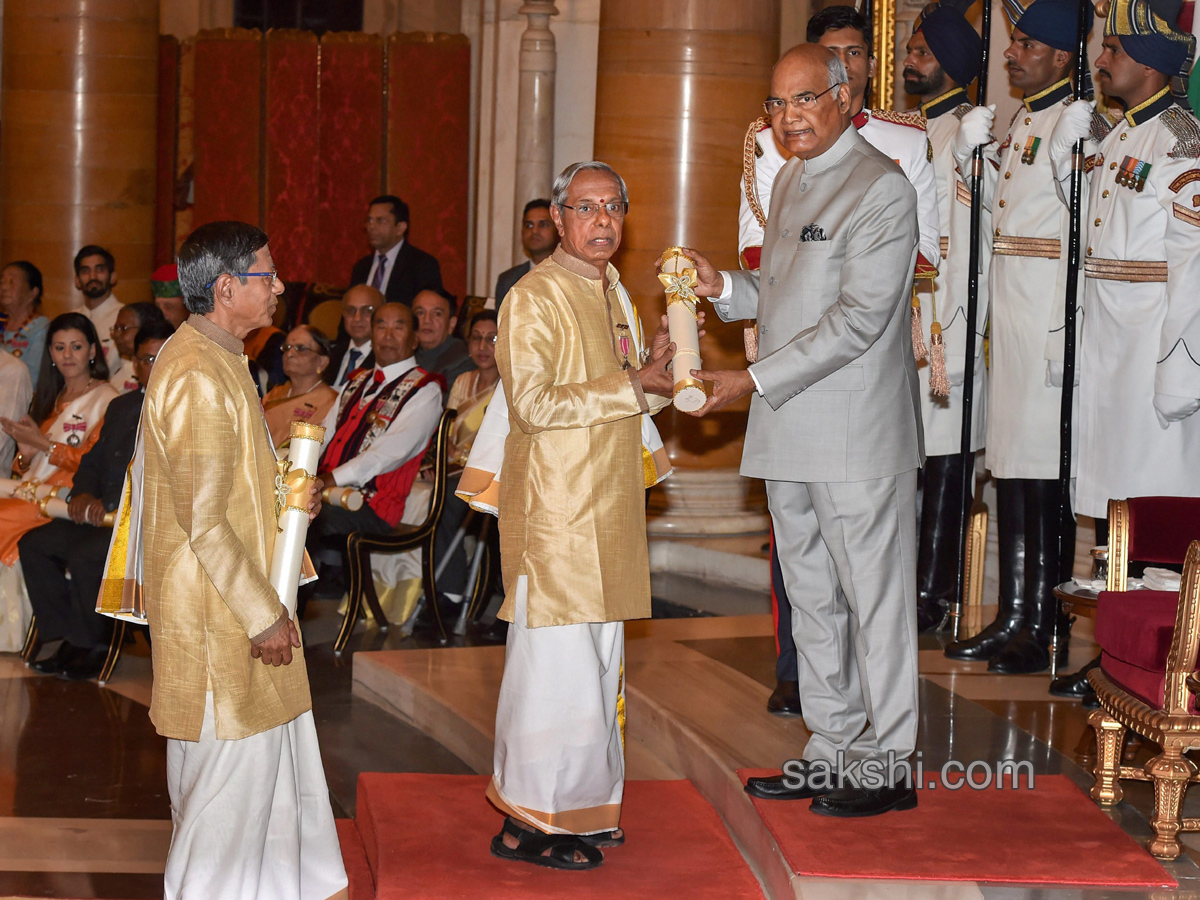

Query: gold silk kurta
left=141, top=316, right=311, bottom=742
left=496, top=247, right=668, bottom=627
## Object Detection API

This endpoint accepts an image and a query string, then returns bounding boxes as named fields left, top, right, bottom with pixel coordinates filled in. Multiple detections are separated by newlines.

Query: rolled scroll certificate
left=657, top=247, right=706, bottom=412
left=269, top=421, right=325, bottom=618
left=38, top=496, right=116, bottom=527
left=0, top=478, right=67, bottom=502
left=322, top=485, right=363, bottom=511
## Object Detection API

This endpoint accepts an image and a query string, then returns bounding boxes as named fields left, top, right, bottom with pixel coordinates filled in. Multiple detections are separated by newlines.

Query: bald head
left=342, top=283, right=384, bottom=344
left=766, top=44, right=852, bottom=159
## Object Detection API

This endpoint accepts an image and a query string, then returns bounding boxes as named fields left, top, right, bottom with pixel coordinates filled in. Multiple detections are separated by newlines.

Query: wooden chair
left=333, top=409, right=457, bottom=655
left=1089, top=532, right=1200, bottom=859
left=22, top=616, right=129, bottom=685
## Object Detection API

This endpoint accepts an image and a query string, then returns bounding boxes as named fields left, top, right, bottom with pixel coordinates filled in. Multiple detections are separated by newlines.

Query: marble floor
left=2, top=572, right=1198, bottom=899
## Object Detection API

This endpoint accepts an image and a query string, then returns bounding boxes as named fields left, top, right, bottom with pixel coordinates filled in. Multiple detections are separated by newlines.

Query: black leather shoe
left=57, top=647, right=108, bottom=681
left=1049, top=657, right=1100, bottom=698
left=767, top=680, right=802, bottom=717
left=916, top=602, right=947, bottom=634
left=810, top=785, right=918, bottom=818
left=745, top=772, right=834, bottom=801
left=30, top=641, right=79, bottom=675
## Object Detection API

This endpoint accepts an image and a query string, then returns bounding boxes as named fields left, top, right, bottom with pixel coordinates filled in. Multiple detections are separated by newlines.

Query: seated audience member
left=414, top=289, right=474, bottom=393
left=0, top=261, right=49, bottom=389
left=151, top=264, right=188, bottom=328
left=350, top=195, right=443, bottom=306
left=108, top=302, right=168, bottom=393
left=325, top=285, right=381, bottom=388
left=494, top=199, right=558, bottom=305
left=436, top=310, right=500, bottom=605
left=263, top=325, right=339, bottom=451
left=0, top=351, right=32, bottom=474
left=73, top=245, right=124, bottom=373
left=20, top=320, right=171, bottom=680
left=0, top=314, right=116, bottom=651
left=245, top=322, right=286, bottom=392
left=310, top=303, right=442, bottom=551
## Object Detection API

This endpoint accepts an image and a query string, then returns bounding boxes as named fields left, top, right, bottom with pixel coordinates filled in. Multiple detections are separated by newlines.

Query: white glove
left=1153, top=392, right=1200, bottom=429
left=1048, top=100, right=1094, bottom=164
left=1046, top=360, right=1064, bottom=388
left=953, top=104, right=996, bottom=167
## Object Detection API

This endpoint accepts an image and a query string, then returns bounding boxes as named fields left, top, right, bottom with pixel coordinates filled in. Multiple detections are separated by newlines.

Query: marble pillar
left=513, top=1, right=558, bottom=260
left=594, top=0, right=778, bottom=535
left=1, top=0, right=160, bottom=315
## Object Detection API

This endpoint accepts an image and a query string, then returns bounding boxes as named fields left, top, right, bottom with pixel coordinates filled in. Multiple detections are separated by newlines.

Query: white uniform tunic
left=983, top=78, right=1082, bottom=479
left=1071, top=89, right=1200, bottom=517
left=739, top=108, right=942, bottom=267
left=920, top=89, right=990, bottom=456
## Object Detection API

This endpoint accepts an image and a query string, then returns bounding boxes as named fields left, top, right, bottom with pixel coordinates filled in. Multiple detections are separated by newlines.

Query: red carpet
left=740, top=768, right=1174, bottom=887
left=352, top=773, right=763, bottom=899
left=337, top=818, right=375, bottom=900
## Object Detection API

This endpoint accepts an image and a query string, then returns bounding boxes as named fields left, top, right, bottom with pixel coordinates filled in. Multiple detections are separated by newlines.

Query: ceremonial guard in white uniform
left=945, top=0, right=1091, bottom=674
left=743, top=5, right=941, bottom=715
left=1063, top=3, right=1200, bottom=521
left=903, top=0, right=991, bottom=632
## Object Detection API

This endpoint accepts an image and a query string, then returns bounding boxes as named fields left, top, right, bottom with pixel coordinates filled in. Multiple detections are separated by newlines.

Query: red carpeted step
left=740, top=768, right=1175, bottom=887
left=337, top=818, right=375, bottom=900
left=355, top=772, right=763, bottom=899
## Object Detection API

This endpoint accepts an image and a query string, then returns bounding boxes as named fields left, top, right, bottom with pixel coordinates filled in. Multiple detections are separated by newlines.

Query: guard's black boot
left=990, top=480, right=1073, bottom=674
left=917, top=452, right=974, bottom=633
left=945, top=479, right=1027, bottom=660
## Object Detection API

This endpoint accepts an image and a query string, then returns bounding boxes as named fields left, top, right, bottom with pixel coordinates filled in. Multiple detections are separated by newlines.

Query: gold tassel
left=929, top=322, right=950, bottom=397
left=911, top=289, right=928, bottom=361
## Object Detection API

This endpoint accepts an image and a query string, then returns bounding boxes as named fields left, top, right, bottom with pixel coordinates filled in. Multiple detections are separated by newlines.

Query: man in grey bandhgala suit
left=686, top=43, right=923, bottom=817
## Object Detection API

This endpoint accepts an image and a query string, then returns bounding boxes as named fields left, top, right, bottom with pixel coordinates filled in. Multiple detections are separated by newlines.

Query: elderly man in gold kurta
left=140, top=222, right=347, bottom=899
left=486, top=161, right=678, bottom=871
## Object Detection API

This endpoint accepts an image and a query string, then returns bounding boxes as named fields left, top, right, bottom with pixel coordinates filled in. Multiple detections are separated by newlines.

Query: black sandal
left=490, top=816, right=604, bottom=870
left=579, top=828, right=625, bottom=848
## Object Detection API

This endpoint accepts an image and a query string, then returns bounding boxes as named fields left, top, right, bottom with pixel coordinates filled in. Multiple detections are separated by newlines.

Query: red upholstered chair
left=1089, top=501, right=1200, bottom=859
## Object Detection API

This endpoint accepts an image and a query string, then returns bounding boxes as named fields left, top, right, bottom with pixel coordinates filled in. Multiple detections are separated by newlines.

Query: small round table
left=1050, top=581, right=1101, bottom=679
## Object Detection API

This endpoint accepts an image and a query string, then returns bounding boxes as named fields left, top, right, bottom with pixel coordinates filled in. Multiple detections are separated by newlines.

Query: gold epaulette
left=743, top=116, right=771, bottom=229
left=870, top=108, right=927, bottom=131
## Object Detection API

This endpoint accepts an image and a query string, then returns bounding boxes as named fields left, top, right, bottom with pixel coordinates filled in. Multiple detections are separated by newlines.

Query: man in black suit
left=349, top=194, right=443, bottom=306
left=493, top=198, right=557, bottom=305
left=21, top=319, right=175, bottom=681
left=324, top=284, right=382, bottom=388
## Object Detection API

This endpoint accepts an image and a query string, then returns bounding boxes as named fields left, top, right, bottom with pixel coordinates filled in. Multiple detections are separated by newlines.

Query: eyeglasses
left=204, top=269, right=279, bottom=290
left=111, top=323, right=140, bottom=334
left=468, top=333, right=497, bottom=346
left=281, top=343, right=321, bottom=355
left=560, top=201, right=628, bottom=220
left=344, top=305, right=376, bottom=318
left=763, top=83, right=845, bottom=116
left=134, top=353, right=158, bottom=365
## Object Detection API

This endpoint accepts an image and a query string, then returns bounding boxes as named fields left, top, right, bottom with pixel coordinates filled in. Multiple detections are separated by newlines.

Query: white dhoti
left=487, top=575, right=625, bottom=835
left=165, top=693, right=348, bottom=900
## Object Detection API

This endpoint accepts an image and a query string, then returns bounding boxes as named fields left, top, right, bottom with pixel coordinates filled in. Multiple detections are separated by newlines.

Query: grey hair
left=551, top=161, right=629, bottom=211
left=177, top=221, right=269, bottom=315
left=827, top=55, right=848, bottom=89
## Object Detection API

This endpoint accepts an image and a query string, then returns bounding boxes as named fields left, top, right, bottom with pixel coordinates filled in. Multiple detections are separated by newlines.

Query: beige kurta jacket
left=142, top=316, right=310, bottom=741
left=496, top=247, right=669, bottom=627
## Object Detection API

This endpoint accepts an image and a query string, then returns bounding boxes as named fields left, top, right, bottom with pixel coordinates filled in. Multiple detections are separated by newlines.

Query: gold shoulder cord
left=743, top=117, right=770, bottom=229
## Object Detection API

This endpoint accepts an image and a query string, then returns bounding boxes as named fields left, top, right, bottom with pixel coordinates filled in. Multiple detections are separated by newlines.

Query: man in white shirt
left=312, top=302, right=442, bottom=548
left=325, top=285, right=381, bottom=388
left=74, top=245, right=125, bottom=373
left=108, top=302, right=169, bottom=394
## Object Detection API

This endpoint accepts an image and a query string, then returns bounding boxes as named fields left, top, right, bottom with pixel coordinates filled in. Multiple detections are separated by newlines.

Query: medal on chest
left=62, top=415, right=88, bottom=447
left=1116, top=156, right=1151, bottom=192
left=1021, top=136, right=1041, bottom=165
left=616, top=323, right=632, bottom=369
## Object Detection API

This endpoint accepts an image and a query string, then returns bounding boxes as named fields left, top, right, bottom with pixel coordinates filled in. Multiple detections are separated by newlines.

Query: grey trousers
left=767, top=471, right=920, bottom=772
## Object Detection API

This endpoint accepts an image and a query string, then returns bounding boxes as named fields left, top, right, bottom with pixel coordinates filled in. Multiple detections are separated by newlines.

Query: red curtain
left=317, top=34, right=385, bottom=286
left=192, top=29, right=263, bottom=229
left=387, top=34, right=472, bottom=301
left=264, top=31, right=320, bottom=284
